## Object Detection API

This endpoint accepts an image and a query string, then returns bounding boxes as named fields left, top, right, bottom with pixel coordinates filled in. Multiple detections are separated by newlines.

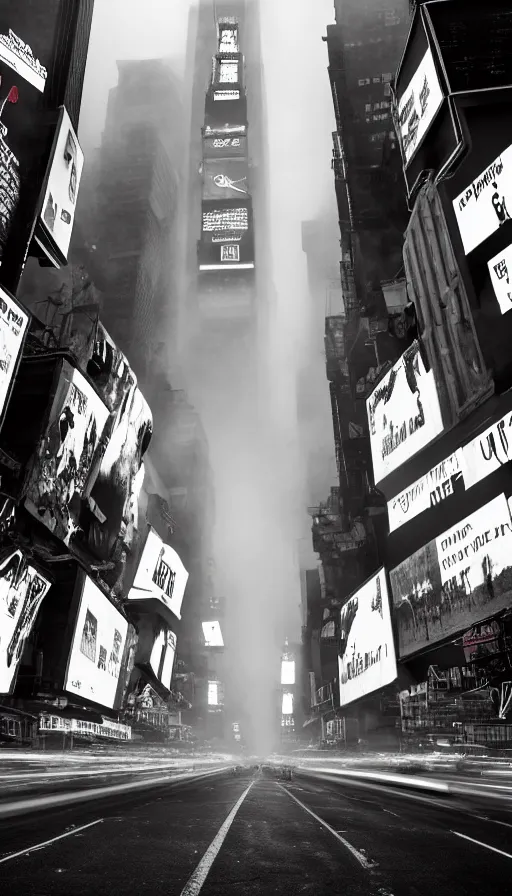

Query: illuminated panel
left=214, top=90, right=240, bottom=101
left=219, top=26, right=238, bottom=53
left=202, top=621, right=224, bottom=647
left=203, top=159, right=249, bottom=202
left=219, top=61, right=238, bottom=83
left=281, top=660, right=295, bottom=685
left=202, top=206, right=248, bottom=233
left=208, top=681, right=219, bottom=705
left=282, top=692, right=293, bottom=715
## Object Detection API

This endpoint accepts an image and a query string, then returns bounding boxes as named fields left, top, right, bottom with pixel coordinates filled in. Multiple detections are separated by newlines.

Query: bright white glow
left=65, top=577, right=128, bottom=709
left=367, top=341, right=443, bottom=486
left=462, top=412, right=512, bottom=489
left=220, top=61, right=238, bottom=83
left=453, top=145, right=512, bottom=255
left=202, top=207, right=248, bottom=232
left=214, top=90, right=239, bottom=101
left=396, top=48, right=443, bottom=166
left=149, top=627, right=177, bottom=690
left=338, top=568, right=397, bottom=707
left=0, top=552, right=51, bottom=693
left=281, top=660, right=295, bottom=685
left=282, top=692, right=293, bottom=715
left=208, top=680, right=219, bottom=706
left=199, top=263, right=254, bottom=271
left=128, top=529, right=189, bottom=621
left=488, top=243, right=512, bottom=314
left=219, top=27, right=238, bottom=53
left=202, top=621, right=224, bottom=647
left=388, top=449, right=463, bottom=532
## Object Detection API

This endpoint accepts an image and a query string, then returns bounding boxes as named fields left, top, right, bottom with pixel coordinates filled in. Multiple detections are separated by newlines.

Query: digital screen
left=219, top=26, right=238, bottom=53
left=128, top=528, right=189, bottom=621
left=367, top=341, right=443, bottom=486
left=202, top=621, right=224, bottom=648
left=281, top=660, right=295, bottom=685
left=208, top=680, right=220, bottom=706
left=202, top=207, right=248, bottom=233
left=219, top=61, right=238, bottom=83
left=0, top=551, right=51, bottom=694
left=452, top=144, right=512, bottom=255
left=339, top=569, right=397, bottom=707
left=488, top=242, right=512, bottom=315
left=0, top=285, right=29, bottom=425
left=39, top=107, right=84, bottom=262
left=282, top=692, right=293, bottom=715
left=24, top=360, right=110, bottom=545
left=149, top=626, right=177, bottom=691
left=390, top=494, right=512, bottom=658
left=65, top=576, right=128, bottom=709
left=203, top=160, right=249, bottom=202
left=396, top=48, right=444, bottom=167
left=214, top=90, right=239, bottom=102
left=203, top=135, right=247, bottom=158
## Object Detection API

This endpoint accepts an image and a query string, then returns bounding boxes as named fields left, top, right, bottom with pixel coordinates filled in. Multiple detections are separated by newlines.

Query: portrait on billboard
left=65, top=576, right=128, bottom=709
left=338, top=568, right=397, bottom=707
left=0, top=550, right=51, bottom=694
left=24, top=360, right=110, bottom=546
left=38, top=107, right=84, bottom=263
left=390, top=494, right=512, bottom=658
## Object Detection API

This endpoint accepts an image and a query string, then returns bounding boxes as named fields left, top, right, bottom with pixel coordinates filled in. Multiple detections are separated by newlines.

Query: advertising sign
left=38, top=106, right=84, bottom=264
left=208, top=680, right=224, bottom=706
left=0, top=284, right=28, bottom=424
left=367, top=341, right=443, bottom=485
left=65, top=576, right=128, bottom=709
left=203, top=160, right=249, bottom=201
left=282, top=693, right=293, bottom=715
left=24, top=360, right=110, bottom=545
left=219, top=61, right=239, bottom=84
left=219, top=25, right=238, bottom=53
left=0, top=27, right=47, bottom=92
left=461, top=410, right=512, bottom=490
left=202, top=205, right=249, bottom=235
left=202, top=621, right=224, bottom=648
left=281, top=660, right=295, bottom=686
left=452, top=144, right=512, bottom=255
left=203, top=135, right=247, bottom=158
left=214, top=90, right=239, bottom=102
left=390, top=494, right=512, bottom=658
left=149, top=625, right=176, bottom=691
left=338, top=568, right=397, bottom=707
left=0, top=550, right=51, bottom=693
left=388, top=450, right=464, bottom=533
left=488, top=242, right=512, bottom=315
left=396, top=47, right=444, bottom=167
left=128, top=528, right=188, bottom=622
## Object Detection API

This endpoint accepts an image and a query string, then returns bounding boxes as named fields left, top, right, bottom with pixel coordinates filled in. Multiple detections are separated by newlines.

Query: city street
left=0, top=767, right=511, bottom=895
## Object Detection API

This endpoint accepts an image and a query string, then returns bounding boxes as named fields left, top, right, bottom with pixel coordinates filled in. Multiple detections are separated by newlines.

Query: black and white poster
left=390, top=494, right=512, bottom=658
left=396, top=47, right=444, bottom=167
left=0, top=284, right=28, bottom=423
left=128, top=528, right=189, bottom=622
left=65, top=576, right=128, bottom=709
left=24, top=360, right=110, bottom=545
left=488, top=242, right=512, bottom=316
left=338, top=568, right=397, bottom=707
left=452, top=144, right=512, bottom=256
left=0, top=550, right=51, bottom=693
left=388, top=449, right=464, bottom=533
left=367, top=341, right=443, bottom=485
left=38, top=106, right=84, bottom=263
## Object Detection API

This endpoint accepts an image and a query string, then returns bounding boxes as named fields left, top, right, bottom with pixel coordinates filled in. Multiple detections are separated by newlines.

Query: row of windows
left=369, top=130, right=396, bottom=143
left=358, top=73, right=392, bottom=87
left=365, top=101, right=390, bottom=112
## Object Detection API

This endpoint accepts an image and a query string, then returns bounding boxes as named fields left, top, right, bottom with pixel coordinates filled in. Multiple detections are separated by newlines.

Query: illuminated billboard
left=24, top=360, right=110, bottom=545
left=453, top=145, right=512, bottom=255
left=0, top=285, right=29, bottom=428
left=219, top=24, right=238, bottom=53
left=282, top=692, right=293, bottom=715
left=65, top=576, right=128, bottom=709
left=208, top=680, right=224, bottom=707
left=202, top=621, right=224, bottom=648
left=36, top=106, right=84, bottom=265
left=488, top=242, right=512, bottom=315
left=203, top=135, right=247, bottom=158
left=205, top=93, right=247, bottom=133
left=339, top=569, right=397, bottom=707
left=219, top=61, right=239, bottom=84
left=128, top=528, right=189, bottom=622
left=148, top=625, right=176, bottom=692
left=367, top=341, right=443, bottom=486
left=396, top=47, right=444, bottom=168
left=281, top=660, right=295, bottom=685
left=0, top=550, right=51, bottom=694
left=203, top=160, right=249, bottom=202
left=390, top=494, right=512, bottom=658
left=199, top=200, right=254, bottom=271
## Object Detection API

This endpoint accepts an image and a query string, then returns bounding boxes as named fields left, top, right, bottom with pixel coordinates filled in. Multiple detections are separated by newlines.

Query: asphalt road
left=0, top=768, right=511, bottom=895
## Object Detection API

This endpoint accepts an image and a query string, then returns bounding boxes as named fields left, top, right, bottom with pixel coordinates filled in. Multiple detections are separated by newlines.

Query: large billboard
left=202, top=160, right=249, bottom=201
left=65, top=576, right=128, bottom=709
left=202, top=621, right=224, bottom=648
left=218, top=23, right=238, bottom=53
left=452, top=144, right=512, bottom=256
left=0, top=550, right=51, bottom=693
left=36, top=106, right=84, bottom=265
left=367, top=341, right=443, bottom=485
left=199, top=200, right=254, bottom=271
left=281, top=660, right=295, bottom=685
left=396, top=47, right=444, bottom=167
left=203, top=135, right=247, bottom=159
left=24, top=360, right=110, bottom=545
left=389, top=494, right=512, bottom=658
left=148, top=624, right=176, bottom=692
left=128, top=528, right=189, bottom=622
left=0, top=284, right=29, bottom=427
left=338, top=568, right=397, bottom=708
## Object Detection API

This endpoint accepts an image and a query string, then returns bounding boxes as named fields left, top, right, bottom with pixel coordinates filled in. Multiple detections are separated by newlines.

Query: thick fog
left=78, top=0, right=336, bottom=751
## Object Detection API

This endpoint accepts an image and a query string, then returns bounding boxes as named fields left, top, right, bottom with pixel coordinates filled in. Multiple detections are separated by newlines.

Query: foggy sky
left=78, top=0, right=337, bottom=746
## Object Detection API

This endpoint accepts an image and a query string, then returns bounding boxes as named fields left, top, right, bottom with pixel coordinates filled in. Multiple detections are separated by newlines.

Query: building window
left=358, top=78, right=370, bottom=86
left=365, top=103, right=372, bottom=112
left=373, top=77, right=381, bottom=84
left=382, top=73, right=392, bottom=83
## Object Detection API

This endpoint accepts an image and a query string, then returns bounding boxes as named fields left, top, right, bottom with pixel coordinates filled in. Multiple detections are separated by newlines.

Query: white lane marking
left=278, top=784, right=376, bottom=871
left=475, top=815, right=512, bottom=830
left=179, top=781, right=254, bottom=896
left=382, top=809, right=400, bottom=818
left=0, top=819, right=103, bottom=864
left=451, top=830, right=512, bottom=860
